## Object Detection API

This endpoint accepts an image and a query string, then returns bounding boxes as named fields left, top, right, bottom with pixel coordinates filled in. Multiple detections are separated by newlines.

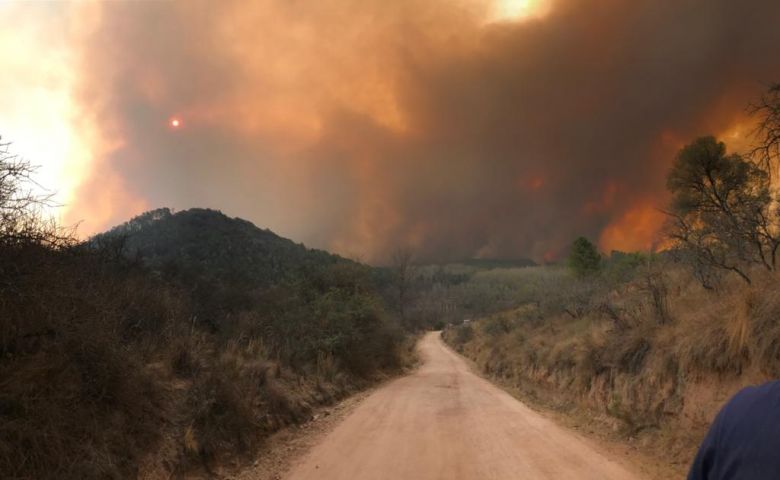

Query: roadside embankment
left=443, top=268, right=780, bottom=477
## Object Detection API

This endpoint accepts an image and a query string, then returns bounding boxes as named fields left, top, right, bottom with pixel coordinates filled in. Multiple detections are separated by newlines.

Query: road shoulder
left=438, top=332, right=679, bottom=479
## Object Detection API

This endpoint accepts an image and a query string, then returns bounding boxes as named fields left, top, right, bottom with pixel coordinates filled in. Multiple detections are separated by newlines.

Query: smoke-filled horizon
left=6, top=0, right=780, bottom=263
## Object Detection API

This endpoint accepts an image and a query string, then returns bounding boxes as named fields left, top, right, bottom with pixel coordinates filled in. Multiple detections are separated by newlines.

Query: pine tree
left=567, top=237, right=601, bottom=277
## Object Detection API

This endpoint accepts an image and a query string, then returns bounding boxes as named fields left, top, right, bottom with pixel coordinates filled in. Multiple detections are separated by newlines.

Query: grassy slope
left=442, top=264, right=780, bottom=477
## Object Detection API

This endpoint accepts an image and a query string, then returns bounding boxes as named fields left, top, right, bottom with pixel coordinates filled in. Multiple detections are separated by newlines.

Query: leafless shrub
left=596, top=301, right=630, bottom=330
left=639, top=260, right=671, bottom=325
left=748, top=83, right=780, bottom=176
left=0, top=139, right=73, bottom=250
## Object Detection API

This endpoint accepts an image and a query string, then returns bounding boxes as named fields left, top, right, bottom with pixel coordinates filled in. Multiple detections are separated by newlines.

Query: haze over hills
left=96, top=207, right=539, bottom=276
left=456, top=258, right=537, bottom=269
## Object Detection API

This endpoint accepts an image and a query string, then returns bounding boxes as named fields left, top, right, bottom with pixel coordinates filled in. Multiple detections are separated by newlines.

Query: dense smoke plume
left=68, top=0, right=780, bottom=263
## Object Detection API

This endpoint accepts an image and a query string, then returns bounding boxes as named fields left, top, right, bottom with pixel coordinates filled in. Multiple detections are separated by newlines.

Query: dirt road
left=284, top=332, right=641, bottom=480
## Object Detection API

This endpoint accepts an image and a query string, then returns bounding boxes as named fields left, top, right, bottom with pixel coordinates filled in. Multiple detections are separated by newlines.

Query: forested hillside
left=95, top=208, right=345, bottom=286
left=0, top=160, right=410, bottom=479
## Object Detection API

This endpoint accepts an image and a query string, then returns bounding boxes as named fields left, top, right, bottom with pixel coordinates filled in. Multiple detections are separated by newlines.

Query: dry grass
left=443, top=262, right=780, bottom=475
left=0, top=244, right=411, bottom=479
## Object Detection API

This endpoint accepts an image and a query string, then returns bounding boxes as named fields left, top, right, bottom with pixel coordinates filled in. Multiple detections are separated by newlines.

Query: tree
left=665, top=136, right=779, bottom=285
left=749, top=83, right=780, bottom=176
left=567, top=237, right=601, bottom=277
left=391, top=248, right=416, bottom=328
left=0, top=137, right=68, bottom=249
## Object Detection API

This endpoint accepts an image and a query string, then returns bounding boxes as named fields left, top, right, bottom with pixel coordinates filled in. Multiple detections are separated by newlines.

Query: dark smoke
left=70, top=0, right=780, bottom=263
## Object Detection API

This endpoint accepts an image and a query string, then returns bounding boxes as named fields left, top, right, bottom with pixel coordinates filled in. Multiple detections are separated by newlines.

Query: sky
left=2, top=0, right=780, bottom=263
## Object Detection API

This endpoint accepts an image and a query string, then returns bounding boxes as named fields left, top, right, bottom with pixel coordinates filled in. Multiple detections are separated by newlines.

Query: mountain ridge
left=93, top=207, right=352, bottom=287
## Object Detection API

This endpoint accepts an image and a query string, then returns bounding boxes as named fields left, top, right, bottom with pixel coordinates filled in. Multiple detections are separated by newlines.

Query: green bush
left=567, top=237, right=601, bottom=277
left=482, top=315, right=512, bottom=337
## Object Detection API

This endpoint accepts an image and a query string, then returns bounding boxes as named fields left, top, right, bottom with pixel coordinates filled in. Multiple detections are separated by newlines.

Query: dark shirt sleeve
left=687, top=406, right=725, bottom=480
left=687, top=382, right=780, bottom=480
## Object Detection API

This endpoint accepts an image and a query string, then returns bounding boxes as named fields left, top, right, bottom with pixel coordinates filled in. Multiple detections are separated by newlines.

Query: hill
left=2, top=206, right=409, bottom=479
left=94, top=207, right=347, bottom=287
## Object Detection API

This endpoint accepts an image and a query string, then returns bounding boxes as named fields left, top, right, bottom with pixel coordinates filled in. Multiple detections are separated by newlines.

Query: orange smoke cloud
left=599, top=202, right=666, bottom=253
left=50, top=0, right=780, bottom=262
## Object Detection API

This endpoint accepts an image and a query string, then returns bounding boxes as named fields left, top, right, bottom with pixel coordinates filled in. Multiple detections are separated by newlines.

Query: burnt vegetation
left=0, top=144, right=410, bottom=479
